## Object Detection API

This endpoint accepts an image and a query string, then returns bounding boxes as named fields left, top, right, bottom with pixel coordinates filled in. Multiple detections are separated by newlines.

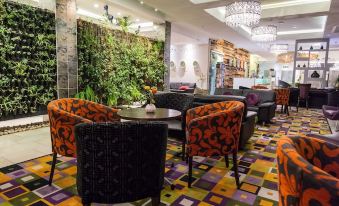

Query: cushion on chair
left=179, top=85, right=189, bottom=91
left=246, top=93, right=260, bottom=106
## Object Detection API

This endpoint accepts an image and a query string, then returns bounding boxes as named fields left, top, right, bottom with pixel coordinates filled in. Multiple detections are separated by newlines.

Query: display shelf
left=293, top=38, right=329, bottom=88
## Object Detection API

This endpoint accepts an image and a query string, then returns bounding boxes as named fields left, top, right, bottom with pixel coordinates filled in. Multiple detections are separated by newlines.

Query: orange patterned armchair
left=277, top=136, right=339, bottom=206
left=47, top=98, right=120, bottom=185
left=274, top=88, right=290, bottom=115
left=186, top=101, right=244, bottom=188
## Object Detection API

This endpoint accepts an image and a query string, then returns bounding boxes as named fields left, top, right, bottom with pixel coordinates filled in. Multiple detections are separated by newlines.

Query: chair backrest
left=277, top=136, right=339, bottom=206
left=47, top=98, right=119, bottom=157
left=327, top=91, right=339, bottom=107
left=186, top=101, right=244, bottom=156
left=242, top=89, right=276, bottom=103
left=75, top=122, right=168, bottom=204
left=274, top=88, right=290, bottom=105
left=298, top=84, right=311, bottom=99
left=278, top=80, right=291, bottom=88
left=154, top=92, right=194, bottom=112
left=193, top=94, right=248, bottom=121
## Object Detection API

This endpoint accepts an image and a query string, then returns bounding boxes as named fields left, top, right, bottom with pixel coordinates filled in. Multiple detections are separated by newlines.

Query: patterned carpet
left=0, top=108, right=331, bottom=206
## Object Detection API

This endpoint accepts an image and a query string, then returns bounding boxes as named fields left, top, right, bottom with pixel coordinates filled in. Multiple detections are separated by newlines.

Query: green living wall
left=0, top=0, right=57, bottom=119
left=77, top=20, right=165, bottom=106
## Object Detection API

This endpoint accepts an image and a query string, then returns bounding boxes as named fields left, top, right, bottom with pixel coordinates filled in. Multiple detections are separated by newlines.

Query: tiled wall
left=55, top=0, right=78, bottom=98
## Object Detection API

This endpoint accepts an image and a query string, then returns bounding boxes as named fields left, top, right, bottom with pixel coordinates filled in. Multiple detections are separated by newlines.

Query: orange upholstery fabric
left=47, top=98, right=120, bottom=157
left=274, top=88, right=290, bottom=105
left=277, top=136, right=339, bottom=206
left=186, top=101, right=244, bottom=156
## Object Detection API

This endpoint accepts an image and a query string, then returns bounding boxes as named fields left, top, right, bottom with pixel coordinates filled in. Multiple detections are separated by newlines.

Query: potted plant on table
left=144, top=86, right=157, bottom=113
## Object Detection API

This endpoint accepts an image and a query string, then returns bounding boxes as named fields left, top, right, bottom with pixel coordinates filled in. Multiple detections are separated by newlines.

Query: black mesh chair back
left=75, top=122, right=168, bottom=206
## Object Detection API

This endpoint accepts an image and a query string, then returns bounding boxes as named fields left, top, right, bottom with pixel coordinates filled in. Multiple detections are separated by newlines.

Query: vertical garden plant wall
left=0, top=0, right=57, bottom=120
left=77, top=20, right=165, bottom=106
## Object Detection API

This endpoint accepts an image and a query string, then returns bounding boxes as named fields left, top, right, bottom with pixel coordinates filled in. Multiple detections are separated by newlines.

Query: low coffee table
left=117, top=108, right=181, bottom=121
left=117, top=107, right=181, bottom=190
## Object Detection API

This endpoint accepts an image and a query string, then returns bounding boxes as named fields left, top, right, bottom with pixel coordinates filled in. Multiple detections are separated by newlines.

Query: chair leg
left=297, top=98, right=300, bottom=112
left=182, top=140, right=186, bottom=161
left=286, top=105, right=289, bottom=116
left=48, top=152, right=57, bottom=186
left=188, top=156, right=193, bottom=188
left=306, top=99, right=309, bottom=110
left=225, top=155, right=229, bottom=168
left=151, top=193, right=161, bottom=206
left=232, top=151, right=240, bottom=189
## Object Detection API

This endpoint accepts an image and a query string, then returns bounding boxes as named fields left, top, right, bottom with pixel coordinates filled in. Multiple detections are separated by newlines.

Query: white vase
left=145, top=104, right=156, bottom=113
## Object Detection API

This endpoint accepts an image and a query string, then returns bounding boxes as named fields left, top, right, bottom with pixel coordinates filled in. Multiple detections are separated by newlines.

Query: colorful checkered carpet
left=0, top=108, right=332, bottom=206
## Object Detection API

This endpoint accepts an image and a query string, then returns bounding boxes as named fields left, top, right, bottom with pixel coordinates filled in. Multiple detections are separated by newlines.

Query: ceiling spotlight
left=140, top=1, right=144, bottom=4
left=292, top=26, right=297, bottom=29
left=136, top=18, right=140, bottom=22
left=117, top=12, right=121, bottom=16
left=154, top=25, right=158, bottom=29
left=154, top=8, right=158, bottom=12
left=94, top=4, right=99, bottom=8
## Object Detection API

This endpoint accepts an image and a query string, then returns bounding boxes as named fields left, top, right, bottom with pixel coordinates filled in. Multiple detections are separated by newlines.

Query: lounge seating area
left=1, top=1, right=339, bottom=206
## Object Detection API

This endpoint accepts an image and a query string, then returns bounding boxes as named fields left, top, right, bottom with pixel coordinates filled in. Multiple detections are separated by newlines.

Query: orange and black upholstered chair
left=274, top=88, right=290, bottom=115
left=186, top=101, right=244, bottom=188
left=47, top=98, right=120, bottom=185
left=277, top=135, right=339, bottom=206
left=75, top=122, right=168, bottom=206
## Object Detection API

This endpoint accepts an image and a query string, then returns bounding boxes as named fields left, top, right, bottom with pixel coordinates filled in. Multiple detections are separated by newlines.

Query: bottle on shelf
left=310, top=46, right=313, bottom=50
left=320, top=45, right=324, bottom=50
left=299, top=46, right=303, bottom=51
left=303, top=63, right=306, bottom=68
left=297, top=64, right=301, bottom=67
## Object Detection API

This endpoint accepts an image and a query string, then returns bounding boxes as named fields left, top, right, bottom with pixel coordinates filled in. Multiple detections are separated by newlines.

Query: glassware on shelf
left=299, top=46, right=303, bottom=50
left=310, top=46, right=313, bottom=50
left=320, top=45, right=324, bottom=50
left=303, top=63, right=306, bottom=68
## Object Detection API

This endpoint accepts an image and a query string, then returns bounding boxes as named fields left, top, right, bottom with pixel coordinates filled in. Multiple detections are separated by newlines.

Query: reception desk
left=289, top=88, right=337, bottom=109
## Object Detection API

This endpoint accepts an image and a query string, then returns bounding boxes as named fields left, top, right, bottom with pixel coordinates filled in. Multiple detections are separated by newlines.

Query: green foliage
left=0, top=1, right=57, bottom=119
left=77, top=20, right=165, bottom=106
left=74, top=86, right=99, bottom=102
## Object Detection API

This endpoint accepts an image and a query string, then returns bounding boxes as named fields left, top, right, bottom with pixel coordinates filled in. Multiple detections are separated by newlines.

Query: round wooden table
left=117, top=108, right=181, bottom=121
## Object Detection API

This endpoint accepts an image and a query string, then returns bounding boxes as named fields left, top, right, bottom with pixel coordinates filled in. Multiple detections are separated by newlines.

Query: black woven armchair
left=75, top=122, right=168, bottom=206
left=154, top=92, right=194, bottom=159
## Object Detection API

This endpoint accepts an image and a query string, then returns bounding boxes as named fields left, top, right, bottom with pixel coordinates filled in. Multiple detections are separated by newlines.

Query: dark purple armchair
left=323, top=91, right=339, bottom=131
left=297, top=84, right=311, bottom=112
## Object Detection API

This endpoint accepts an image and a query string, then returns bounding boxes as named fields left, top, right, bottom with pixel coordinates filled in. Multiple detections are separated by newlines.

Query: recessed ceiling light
left=154, top=8, right=158, bottom=12
left=136, top=18, right=140, bottom=22
left=94, top=4, right=99, bottom=8
left=117, top=12, right=121, bottom=16
left=292, top=26, right=297, bottom=29
left=278, top=28, right=324, bottom=35
left=262, top=0, right=330, bottom=10
left=154, top=25, right=158, bottom=29
left=140, top=1, right=144, bottom=4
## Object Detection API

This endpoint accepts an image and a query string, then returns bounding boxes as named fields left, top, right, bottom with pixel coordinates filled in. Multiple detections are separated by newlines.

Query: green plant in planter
left=14, top=59, right=28, bottom=76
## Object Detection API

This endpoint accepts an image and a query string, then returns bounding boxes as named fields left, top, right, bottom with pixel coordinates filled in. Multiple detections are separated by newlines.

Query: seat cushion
left=247, top=106, right=259, bottom=112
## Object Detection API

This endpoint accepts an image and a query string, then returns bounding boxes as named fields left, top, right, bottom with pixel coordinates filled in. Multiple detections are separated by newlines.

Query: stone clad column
left=163, top=21, right=171, bottom=92
left=55, top=0, right=78, bottom=98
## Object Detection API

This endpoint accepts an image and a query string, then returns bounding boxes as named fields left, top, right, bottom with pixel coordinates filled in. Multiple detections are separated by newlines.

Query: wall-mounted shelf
left=293, top=38, right=329, bottom=88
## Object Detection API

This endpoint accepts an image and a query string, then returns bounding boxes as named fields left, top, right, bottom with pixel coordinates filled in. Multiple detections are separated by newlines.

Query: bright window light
left=262, top=0, right=331, bottom=10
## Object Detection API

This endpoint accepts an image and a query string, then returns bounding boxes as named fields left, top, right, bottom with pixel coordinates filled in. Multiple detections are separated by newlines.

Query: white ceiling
left=137, top=0, right=339, bottom=60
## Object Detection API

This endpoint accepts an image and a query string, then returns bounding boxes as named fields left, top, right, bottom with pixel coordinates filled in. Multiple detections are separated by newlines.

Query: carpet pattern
left=0, top=109, right=331, bottom=206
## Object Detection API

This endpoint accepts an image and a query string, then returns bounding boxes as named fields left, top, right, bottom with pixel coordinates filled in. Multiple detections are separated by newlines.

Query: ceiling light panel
left=262, top=0, right=331, bottom=10
left=190, top=0, right=219, bottom=4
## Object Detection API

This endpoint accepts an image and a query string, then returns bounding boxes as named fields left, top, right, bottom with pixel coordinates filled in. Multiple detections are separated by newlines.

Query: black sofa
left=193, top=95, right=257, bottom=149
left=215, top=88, right=276, bottom=124
left=170, top=82, right=196, bottom=94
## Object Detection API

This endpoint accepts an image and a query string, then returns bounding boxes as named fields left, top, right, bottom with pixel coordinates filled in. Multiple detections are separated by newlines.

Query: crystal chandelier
left=270, top=44, right=288, bottom=54
left=225, top=0, right=261, bottom=27
left=251, top=25, right=277, bottom=42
